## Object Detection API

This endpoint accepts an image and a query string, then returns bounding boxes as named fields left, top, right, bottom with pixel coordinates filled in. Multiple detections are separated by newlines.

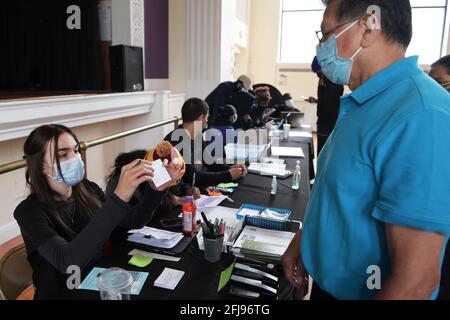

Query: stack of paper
left=289, top=131, right=313, bottom=139
left=127, top=227, right=184, bottom=249
left=225, top=144, right=267, bottom=161
left=271, top=146, right=305, bottom=158
left=154, top=268, right=185, bottom=290
left=232, top=226, right=296, bottom=263
left=248, top=163, right=287, bottom=176
left=195, top=195, right=228, bottom=208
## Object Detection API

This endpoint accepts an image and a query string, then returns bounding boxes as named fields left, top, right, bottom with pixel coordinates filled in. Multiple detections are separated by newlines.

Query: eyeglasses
left=315, top=17, right=361, bottom=43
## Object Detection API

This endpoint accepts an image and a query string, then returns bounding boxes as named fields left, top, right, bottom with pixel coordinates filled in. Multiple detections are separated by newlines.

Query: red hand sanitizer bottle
left=182, top=196, right=196, bottom=235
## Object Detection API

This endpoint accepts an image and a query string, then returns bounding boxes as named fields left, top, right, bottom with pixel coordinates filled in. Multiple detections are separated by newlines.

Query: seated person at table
left=205, top=75, right=254, bottom=125
left=250, top=86, right=274, bottom=128
left=211, top=105, right=238, bottom=147
left=105, top=150, right=201, bottom=217
left=164, top=98, right=247, bottom=188
left=14, top=124, right=183, bottom=300
left=429, top=55, right=450, bottom=93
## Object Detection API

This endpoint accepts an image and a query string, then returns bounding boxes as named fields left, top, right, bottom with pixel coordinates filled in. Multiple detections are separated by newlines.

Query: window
left=407, top=0, right=450, bottom=65
left=279, top=0, right=450, bottom=65
left=279, top=0, right=325, bottom=64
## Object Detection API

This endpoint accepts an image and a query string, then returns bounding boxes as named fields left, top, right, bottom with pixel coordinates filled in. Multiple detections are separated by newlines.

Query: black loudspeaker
left=109, top=45, right=144, bottom=92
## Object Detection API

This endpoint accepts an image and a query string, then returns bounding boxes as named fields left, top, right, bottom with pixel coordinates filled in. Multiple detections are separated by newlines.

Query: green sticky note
left=128, top=255, right=154, bottom=268
left=218, top=261, right=236, bottom=292
left=217, top=183, right=239, bottom=188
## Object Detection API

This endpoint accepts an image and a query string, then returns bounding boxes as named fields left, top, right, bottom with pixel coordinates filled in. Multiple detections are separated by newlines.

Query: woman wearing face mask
left=14, top=124, right=183, bottom=300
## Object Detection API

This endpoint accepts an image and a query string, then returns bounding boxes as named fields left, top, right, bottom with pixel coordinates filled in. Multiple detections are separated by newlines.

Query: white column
left=186, top=0, right=220, bottom=99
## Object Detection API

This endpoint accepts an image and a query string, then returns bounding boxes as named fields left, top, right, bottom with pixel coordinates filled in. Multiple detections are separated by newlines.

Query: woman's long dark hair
left=24, top=124, right=102, bottom=234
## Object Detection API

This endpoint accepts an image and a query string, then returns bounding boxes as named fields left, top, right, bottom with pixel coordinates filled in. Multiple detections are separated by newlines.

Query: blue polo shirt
left=301, top=56, right=450, bottom=300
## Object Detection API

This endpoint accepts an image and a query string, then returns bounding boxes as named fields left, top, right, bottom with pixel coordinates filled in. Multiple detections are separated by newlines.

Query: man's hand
left=307, top=97, right=318, bottom=104
left=186, top=186, right=201, bottom=200
left=282, top=230, right=308, bottom=289
left=229, top=165, right=247, bottom=180
left=376, top=224, right=445, bottom=300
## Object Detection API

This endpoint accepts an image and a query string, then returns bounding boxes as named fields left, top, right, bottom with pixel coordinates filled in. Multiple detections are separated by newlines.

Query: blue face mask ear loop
left=335, top=20, right=364, bottom=61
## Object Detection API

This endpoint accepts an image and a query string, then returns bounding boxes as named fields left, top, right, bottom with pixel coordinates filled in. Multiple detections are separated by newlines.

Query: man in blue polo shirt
left=282, top=0, right=450, bottom=300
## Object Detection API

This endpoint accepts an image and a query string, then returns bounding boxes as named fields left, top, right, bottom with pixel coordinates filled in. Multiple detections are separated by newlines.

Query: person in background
left=164, top=98, right=247, bottom=188
left=283, top=0, right=450, bottom=300
left=14, top=124, right=183, bottom=300
left=205, top=75, right=255, bottom=125
left=429, top=55, right=450, bottom=300
left=308, top=56, right=344, bottom=155
left=211, top=105, right=238, bottom=148
left=281, top=93, right=300, bottom=112
left=105, top=150, right=201, bottom=218
left=429, top=55, right=450, bottom=93
left=250, top=86, right=274, bottom=128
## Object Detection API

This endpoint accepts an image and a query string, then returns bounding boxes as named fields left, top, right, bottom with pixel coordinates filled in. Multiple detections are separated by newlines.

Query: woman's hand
left=114, top=159, right=154, bottom=203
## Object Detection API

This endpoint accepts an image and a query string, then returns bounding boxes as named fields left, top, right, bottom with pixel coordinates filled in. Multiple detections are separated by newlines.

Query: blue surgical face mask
left=316, top=20, right=363, bottom=86
left=47, top=153, right=85, bottom=187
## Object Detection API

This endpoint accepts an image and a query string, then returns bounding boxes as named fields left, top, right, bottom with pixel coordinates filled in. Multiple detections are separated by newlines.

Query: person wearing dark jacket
left=205, top=75, right=255, bottom=125
left=164, top=98, right=247, bottom=188
left=14, top=124, right=183, bottom=300
left=308, top=57, right=344, bottom=154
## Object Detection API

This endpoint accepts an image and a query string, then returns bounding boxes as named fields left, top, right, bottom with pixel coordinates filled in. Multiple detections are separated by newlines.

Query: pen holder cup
left=204, top=236, right=224, bottom=263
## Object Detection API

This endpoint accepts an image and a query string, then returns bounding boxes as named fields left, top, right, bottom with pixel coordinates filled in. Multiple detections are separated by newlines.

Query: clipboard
left=128, top=235, right=194, bottom=257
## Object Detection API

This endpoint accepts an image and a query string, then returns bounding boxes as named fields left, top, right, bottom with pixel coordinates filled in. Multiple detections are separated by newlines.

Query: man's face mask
left=316, top=19, right=363, bottom=86
left=46, top=153, right=85, bottom=187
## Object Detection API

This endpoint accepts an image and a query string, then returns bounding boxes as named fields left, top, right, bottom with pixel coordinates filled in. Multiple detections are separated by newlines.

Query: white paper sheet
left=233, top=226, right=296, bottom=255
left=271, top=147, right=305, bottom=158
left=151, top=159, right=172, bottom=188
left=195, top=195, right=228, bottom=208
left=289, top=131, right=313, bottom=138
left=128, top=226, right=181, bottom=240
left=154, top=268, right=185, bottom=290
left=248, top=163, right=287, bottom=176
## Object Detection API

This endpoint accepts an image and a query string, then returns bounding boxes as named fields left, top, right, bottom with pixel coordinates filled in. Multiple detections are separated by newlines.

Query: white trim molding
left=0, top=91, right=158, bottom=142
left=0, top=221, right=20, bottom=246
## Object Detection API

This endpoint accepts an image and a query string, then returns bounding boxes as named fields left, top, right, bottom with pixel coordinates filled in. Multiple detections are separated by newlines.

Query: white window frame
left=278, top=0, right=450, bottom=69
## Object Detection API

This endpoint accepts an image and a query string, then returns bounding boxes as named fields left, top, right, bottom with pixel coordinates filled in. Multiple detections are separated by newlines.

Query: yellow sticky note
left=129, top=255, right=154, bottom=268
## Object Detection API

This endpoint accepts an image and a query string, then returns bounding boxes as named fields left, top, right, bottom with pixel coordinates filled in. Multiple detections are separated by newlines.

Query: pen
left=220, top=221, right=225, bottom=236
left=226, top=196, right=234, bottom=203
left=201, top=212, right=214, bottom=235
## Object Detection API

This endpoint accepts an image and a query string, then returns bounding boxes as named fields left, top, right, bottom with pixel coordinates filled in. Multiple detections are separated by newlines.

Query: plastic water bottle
left=292, top=161, right=301, bottom=191
left=271, top=176, right=278, bottom=195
